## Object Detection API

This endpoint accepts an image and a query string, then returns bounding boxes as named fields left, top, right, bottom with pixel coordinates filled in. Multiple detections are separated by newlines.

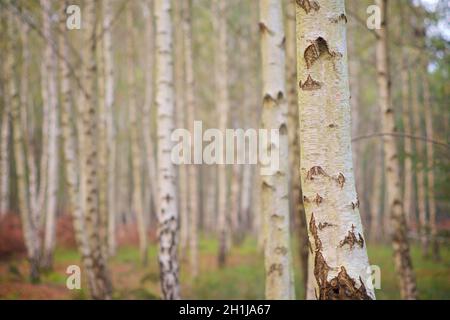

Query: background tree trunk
left=260, top=0, right=295, bottom=300
left=375, top=0, right=417, bottom=299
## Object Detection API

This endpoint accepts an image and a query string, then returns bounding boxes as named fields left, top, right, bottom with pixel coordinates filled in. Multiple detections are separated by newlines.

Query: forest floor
left=0, top=236, right=449, bottom=299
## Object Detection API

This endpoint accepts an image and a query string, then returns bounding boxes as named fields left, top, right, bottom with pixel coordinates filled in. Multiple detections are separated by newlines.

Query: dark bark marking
left=330, top=13, right=347, bottom=24
left=339, top=225, right=365, bottom=249
left=304, top=37, right=341, bottom=69
left=296, top=0, right=320, bottom=14
left=299, top=74, right=322, bottom=91
left=318, top=222, right=336, bottom=230
left=306, top=166, right=328, bottom=181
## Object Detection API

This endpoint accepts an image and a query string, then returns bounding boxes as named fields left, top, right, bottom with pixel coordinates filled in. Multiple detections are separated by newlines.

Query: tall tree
left=296, top=0, right=375, bottom=300
left=102, top=0, right=117, bottom=257
left=213, top=0, right=230, bottom=268
left=375, top=0, right=417, bottom=299
left=182, top=0, right=199, bottom=277
left=173, top=0, right=189, bottom=262
left=422, top=57, right=439, bottom=260
left=285, top=0, right=308, bottom=297
left=80, top=0, right=112, bottom=299
left=260, top=0, right=295, bottom=300
left=7, top=8, right=41, bottom=282
left=41, top=0, right=59, bottom=270
left=127, top=4, right=148, bottom=266
left=154, top=0, right=181, bottom=300
left=58, top=0, right=99, bottom=297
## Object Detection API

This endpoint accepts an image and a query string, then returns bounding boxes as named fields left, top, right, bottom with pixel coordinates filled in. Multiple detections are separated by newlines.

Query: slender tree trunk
left=411, top=69, right=429, bottom=257
left=127, top=5, right=148, bottom=267
left=80, top=0, right=112, bottom=299
left=401, top=49, right=415, bottom=232
left=7, top=10, right=41, bottom=282
left=0, top=19, right=10, bottom=218
left=102, top=0, right=117, bottom=257
left=212, top=0, right=230, bottom=268
left=142, top=0, right=158, bottom=227
left=260, top=0, right=295, bottom=300
left=58, top=1, right=97, bottom=294
left=173, top=0, right=189, bottom=262
left=370, top=143, right=383, bottom=242
left=154, top=0, right=181, bottom=300
left=422, top=58, right=439, bottom=260
left=41, top=0, right=59, bottom=270
left=296, top=0, right=375, bottom=300
left=97, top=4, right=109, bottom=261
left=375, top=0, right=417, bottom=299
left=182, top=0, right=199, bottom=277
left=285, top=0, right=308, bottom=297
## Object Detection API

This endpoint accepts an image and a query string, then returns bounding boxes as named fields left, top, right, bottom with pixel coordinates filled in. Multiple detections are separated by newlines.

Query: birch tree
left=285, top=0, right=308, bottom=296
left=213, top=0, right=230, bottom=268
left=296, top=0, right=375, bottom=300
left=80, top=0, right=112, bottom=299
left=126, top=4, right=148, bottom=267
left=0, top=16, right=10, bottom=218
left=8, top=9, right=41, bottom=282
left=375, top=0, right=417, bottom=299
left=182, top=0, right=199, bottom=277
left=154, top=0, right=180, bottom=300
left=260, top=0, right=294, bottom=300
left=41, top=0, right=59, bottom=270
left=422, top=59, right=439, bottom=260
left=102, top=0, right=117, bottom=257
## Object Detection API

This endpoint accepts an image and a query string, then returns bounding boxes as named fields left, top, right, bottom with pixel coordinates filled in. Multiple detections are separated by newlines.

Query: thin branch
left=352, top=132, right=450, bottom=149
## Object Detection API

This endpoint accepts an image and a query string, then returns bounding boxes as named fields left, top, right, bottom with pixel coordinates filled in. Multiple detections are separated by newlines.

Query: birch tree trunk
left=80, top=0, right=112, bottom=299
left=213, top=0, right=230, bottom=268
left=154, top=0, right=180, bottom=300
left=173, top=0, right=189, bottom=262
left=411, top=69, right=428, bottom=257
left=296, top=0, right=375, bottom=300
left=102, top=0, right=117, bottom=257
left=0, top=25, right=10, bottom=218
left=401, top=49, right=415, bottom=231
left=41, top=0, right=59, bottom=270
left=285, top=0, right=308, bottom=297
left=182, top=0, right=199, bottom=277
left=7, top=10, right=41, bottom=282
left=370, top=144, right=383, bottom=242
left=58, top=1, right=97, bottom=293
left=422, top=59, right=439, bottom=260
left=375, top=0, right=417, bottom=299
left=142, top=0, right=158, bottom=227
left=127, top=5, right=148, bottom=267
left=260, top=0, right=294, bottom=300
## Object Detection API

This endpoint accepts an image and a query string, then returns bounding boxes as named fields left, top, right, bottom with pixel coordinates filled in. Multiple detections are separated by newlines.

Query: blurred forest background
left=0, top=0, right=448, bottom=299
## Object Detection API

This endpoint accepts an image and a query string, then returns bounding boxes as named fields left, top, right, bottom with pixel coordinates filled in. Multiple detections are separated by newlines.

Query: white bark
left=102, top=0, right=117, bottom=257
left=80, top=0, right=112, bottom=299
left=182, top=0, right=199, bottom=277
left=296, top=0, right=374, bottom=299
left=154, top=0, right=180, bottom=300
left=8, top=10, right=41, bottom=282
left=41, top=0, right=59, bottom=270
left=127, top=5, right=148, bottom=266
left=213, top=0, right=230, bottom=268
left=260, top=0, right=295, bottom=300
